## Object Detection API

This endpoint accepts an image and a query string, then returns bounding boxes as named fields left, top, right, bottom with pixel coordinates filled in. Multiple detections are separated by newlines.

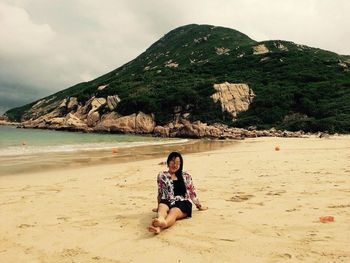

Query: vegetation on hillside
left=5, top=24, right=350, bottom=133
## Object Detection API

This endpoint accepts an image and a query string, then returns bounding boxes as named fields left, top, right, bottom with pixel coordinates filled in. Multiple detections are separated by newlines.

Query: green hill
left=5, top=24, right=350, bottom=133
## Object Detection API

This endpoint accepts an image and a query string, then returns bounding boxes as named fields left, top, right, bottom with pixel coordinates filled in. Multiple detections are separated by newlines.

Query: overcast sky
left=0, top=0, right=349, bottom=114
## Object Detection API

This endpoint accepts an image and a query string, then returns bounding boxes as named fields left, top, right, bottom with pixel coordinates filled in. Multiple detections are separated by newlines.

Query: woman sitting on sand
left=148, top=152, right=208, bottom=234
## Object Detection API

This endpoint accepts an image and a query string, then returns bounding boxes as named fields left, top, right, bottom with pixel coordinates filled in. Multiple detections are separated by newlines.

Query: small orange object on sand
left=275, top=146, right=280, bottom=151
left=319, top=216, right=335, bottom=223
left=112, top=148, right=118, bottom=154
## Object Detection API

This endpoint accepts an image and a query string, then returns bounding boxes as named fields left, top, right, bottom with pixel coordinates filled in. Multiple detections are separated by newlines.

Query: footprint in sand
left=18, top=223, right=35, bottom=228
left=227, top=194, right=254, bottom=202
left=57, top=216, right=70, bottom=222
left=61, top=247, right=85, bottom=257
left=266, top=190, right=286, bottom=196
left=276, top=253, right=292, bottom=259
left=258, top=174, right=272, bottom=177
left=328, top=204, right=350, bottom=208
left=81, top=221, right=99, bottom=226
left=285, top=208, right=298, bottom=212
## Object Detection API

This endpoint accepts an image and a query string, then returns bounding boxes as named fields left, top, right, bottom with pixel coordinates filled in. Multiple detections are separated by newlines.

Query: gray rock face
left=135, top=112, right=155, bottom=133
left=211, top=82, right=255, bottom=119
left=22, top=112, right=87, bottom=131
left=65, top=113, right=87, bottom=129
left=107, top=95, right=121, bottom=111
left=95, top=112, right=155, bottom=134
left=87, top=111, right=100, bottom=127
left=19, top=92, right=304, bottom=139
left=89, top=97, right=106, bottom=115
left=152, top=118, right=304, bottom=139
left=253, top=44, right=269, bottom=55
left=67, top=97, right=78, bottom=111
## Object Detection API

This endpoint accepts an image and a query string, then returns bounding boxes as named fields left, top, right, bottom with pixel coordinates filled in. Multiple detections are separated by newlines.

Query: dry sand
left=1, top=136, right=350, bottom=262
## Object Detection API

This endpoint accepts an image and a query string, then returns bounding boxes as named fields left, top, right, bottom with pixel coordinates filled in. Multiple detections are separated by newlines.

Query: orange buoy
left=112, top=148, right=118, bottom=154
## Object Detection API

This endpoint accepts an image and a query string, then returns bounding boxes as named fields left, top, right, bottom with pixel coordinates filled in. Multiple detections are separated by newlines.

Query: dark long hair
left=167, top=152, right=186, bottom=196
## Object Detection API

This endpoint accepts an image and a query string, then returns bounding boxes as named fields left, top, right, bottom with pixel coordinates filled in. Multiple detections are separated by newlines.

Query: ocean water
left=0, top=125, right=186, bottom=156
left=0, top=125, right=188, bottom=175
left=0, top=125, right=236, bottom=175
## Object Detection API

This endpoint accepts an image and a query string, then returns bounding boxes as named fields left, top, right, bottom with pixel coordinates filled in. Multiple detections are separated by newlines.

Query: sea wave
left=0, top=139, right=189, bottom=157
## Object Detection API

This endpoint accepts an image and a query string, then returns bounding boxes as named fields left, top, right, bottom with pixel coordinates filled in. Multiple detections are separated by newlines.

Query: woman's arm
left=152, top=172, right=165, bottom=212
left=157, top=171, right=173, bottom=202
left=157, top=172, right=164, bottom=203
left=184, top=172, right=208, bottom=210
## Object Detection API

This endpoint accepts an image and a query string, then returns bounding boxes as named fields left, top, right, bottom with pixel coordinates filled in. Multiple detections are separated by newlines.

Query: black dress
left=160, top=179, right=192, bottom=217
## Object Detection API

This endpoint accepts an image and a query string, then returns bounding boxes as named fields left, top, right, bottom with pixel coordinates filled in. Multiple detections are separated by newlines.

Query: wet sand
left=1, top=136, right=350, bottom=262
left=0, top=139, right=237, bottom=176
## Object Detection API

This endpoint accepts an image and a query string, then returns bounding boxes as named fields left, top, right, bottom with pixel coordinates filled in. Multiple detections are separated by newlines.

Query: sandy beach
left=1, top=136, right=350, bottom=262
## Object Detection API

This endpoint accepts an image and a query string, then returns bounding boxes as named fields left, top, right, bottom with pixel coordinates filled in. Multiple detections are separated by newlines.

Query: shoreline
left=0, top=120, right=20, bottom=126
left=0, top=136, right=349, bottom=261
left=0, top=138, right=238, bottom=176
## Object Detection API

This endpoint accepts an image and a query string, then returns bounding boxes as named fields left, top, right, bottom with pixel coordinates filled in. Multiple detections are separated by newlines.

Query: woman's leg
left=163, top=207, right=187, bottom=229
left=148, top=203, right=169, bottom=234
left=157, top=203, right=169, bottom=220
left=152, top=207, right=187, bottom=229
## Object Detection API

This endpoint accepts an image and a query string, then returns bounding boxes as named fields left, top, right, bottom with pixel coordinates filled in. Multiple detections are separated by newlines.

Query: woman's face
left=168, top=157, right=181, bottom=174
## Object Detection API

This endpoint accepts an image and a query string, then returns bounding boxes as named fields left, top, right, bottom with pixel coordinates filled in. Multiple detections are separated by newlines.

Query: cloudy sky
left=0, top=0, right=349, bottom=114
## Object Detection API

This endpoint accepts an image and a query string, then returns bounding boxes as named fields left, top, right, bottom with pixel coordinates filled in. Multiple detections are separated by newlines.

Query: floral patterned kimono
left=157, top=170, right=201, bottom=208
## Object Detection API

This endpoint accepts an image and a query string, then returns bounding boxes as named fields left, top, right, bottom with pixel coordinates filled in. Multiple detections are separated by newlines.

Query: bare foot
left=148, top=225, right=161, bottom=234
left=152, top=217, right=167, bottom=228
left=152, top=208, right=158, bottom=212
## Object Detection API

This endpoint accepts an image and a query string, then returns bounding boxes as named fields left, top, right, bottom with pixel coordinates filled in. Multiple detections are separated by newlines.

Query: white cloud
left=0, top=2, right=55, bottom=57
left=0, top=0, right=349, bottom=114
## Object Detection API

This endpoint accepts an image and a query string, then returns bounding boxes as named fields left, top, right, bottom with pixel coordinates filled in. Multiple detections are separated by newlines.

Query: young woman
left=148, top=152, right=208, bottom=234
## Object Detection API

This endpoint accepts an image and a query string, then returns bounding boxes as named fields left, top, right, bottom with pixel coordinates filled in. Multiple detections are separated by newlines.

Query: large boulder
left=65, top=113, right=87, bottom=129
left=87, top=111, right=100, bottom=127
left=253, top=44, right=269, bottom=55
left=107, top=95, right=121, bottom=111
left=211, top=82, right=255, bottom=120
left=95, top=112, right=155, bottom=134
left=89, top=97, right=106, bottom=115
left=154, top=126, right=170, bottom=137
left=135, top=112, right=155, bottom=133
left=67, top=97, right=78, bottom=111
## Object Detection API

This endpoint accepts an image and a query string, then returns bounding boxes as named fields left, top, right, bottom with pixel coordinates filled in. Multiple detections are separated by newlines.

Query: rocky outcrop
left=0, top=116, right=19, bottom=125
left=17, top=89, right=304, bottom=139
left=215, top=47, right=230, bottom=55
left=153, top=118, right=304, bottom=139
left=94, top=112, right=155, bottom=134
left=135, top=112, right=156, bottom=133
left=107, top=95, right=121, bottom=111
left=22, top=97, right=60, bottom=121
left=165, top=60, right=179, bottom=68
left=65, top=113, right=87, bottom=129
left=211, top=82, right=255, bottom=119
left=97, top=84, right=108, bottom=91
left=22, top=112, right=87, bottom=131
left=83, top=97, right=106, bottom=127
left=67, top=97, right=78, bottom=111
left=89, top=97, right=106, bottom=114
left=275, top=42, right=288, bottom=51
left=87, top=111, right=100, bottom=127
left=253, top=44, right=269, bottom=55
